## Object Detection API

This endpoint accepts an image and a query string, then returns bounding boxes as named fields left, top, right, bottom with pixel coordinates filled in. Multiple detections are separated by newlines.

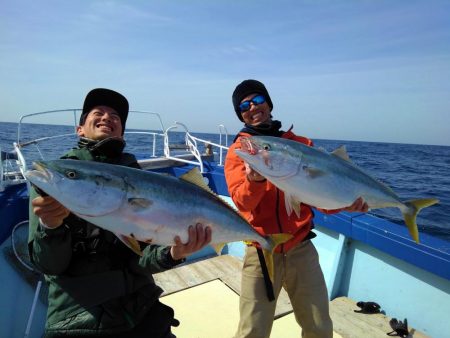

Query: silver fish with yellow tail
left=235, top=136, right=439, bottom=243
left=25, top=159, right=290, bottom=261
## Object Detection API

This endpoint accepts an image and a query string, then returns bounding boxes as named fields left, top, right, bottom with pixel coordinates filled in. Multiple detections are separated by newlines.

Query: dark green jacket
left=28, top=146, right=182, bottom=337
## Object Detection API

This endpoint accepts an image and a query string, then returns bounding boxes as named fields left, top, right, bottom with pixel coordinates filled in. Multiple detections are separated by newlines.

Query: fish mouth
left=237, top=138, right=272, bottom=169
left=239, top=137, right=260, bottom=155
left=25, top=161, right=54, bottom=183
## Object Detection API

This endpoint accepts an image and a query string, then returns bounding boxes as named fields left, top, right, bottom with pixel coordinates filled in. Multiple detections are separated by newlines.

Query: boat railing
left=12, top=109, right=170, bottom=177
left=217, top=124, right=229, bottom=166
left=14, top=132, right=80, bottom=174
left=0, top=147, right=27, bottom=191
left=163, top=122, right=230, bottom=173
left=14, top=109, right=81, bottom=177
left=16, top=109, right=80, bottom=146
left=124, top=111, right=166, bottom=158
left=9, top=108, right=230, bottom=181
left=192, top=137, right=229, bottom=167
left=164, top=122, right=206, bottom=172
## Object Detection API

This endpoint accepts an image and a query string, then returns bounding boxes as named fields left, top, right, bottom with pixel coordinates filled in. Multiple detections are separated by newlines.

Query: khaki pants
left=234, top=240, right=333, bottom=338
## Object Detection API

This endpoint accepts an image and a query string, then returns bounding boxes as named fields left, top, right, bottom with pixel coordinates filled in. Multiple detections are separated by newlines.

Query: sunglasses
left=239, top=95, right=266, bottom=112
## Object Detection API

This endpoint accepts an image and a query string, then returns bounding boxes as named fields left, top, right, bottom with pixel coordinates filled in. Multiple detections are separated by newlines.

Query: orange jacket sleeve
left=224, top=138, right=269, bottom=212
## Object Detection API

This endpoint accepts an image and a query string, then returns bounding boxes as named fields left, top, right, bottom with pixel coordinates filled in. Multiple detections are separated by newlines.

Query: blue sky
left=1, top=0, right=449, bottom=146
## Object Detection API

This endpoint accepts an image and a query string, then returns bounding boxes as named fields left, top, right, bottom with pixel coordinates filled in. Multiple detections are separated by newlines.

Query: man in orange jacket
left=225, top=79, right=368, bottom=338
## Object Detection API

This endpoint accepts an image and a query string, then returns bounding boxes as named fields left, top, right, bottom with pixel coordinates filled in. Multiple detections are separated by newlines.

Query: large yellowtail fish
left=25, top=159, right=290, bottom=257
left=234, top=136, right=439, bottom=243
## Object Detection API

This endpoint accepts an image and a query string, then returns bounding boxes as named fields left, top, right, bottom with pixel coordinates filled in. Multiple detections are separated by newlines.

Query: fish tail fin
left=260, top=233, right=293, bottom=253
left=260, top=233, right=293, bottom=282
left=402, top=198, right=439, bottom=243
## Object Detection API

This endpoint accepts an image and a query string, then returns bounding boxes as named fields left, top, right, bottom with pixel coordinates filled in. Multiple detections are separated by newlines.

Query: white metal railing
left=189, top=137, right=229, bottom=167
left=0, top=146, right=27, bottom=191
left=124, top=111, right=166, bottom=157
left=15, top=109, right=80, bottom=177
left=13, top=109, right=169, bottom=177
left=17, top=109, right=79, bottom=146
left=164, top=122, right=205, bottom=172
left=218, top=124, right=229, bottom=166
left=163, top=122, right=230, bottom=172
left=5, top=109, right=231, bottom=185
left=125, top=131, right=165, bottom=158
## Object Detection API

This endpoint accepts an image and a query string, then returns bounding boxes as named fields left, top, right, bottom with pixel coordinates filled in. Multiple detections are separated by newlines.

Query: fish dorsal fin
left=180, top=167, right=214, bottom=194
left=331, top=145, right=351, bottom=162
left=284, top=193, right=301, bottom=218
left=180, top=169, right=247, bottom=222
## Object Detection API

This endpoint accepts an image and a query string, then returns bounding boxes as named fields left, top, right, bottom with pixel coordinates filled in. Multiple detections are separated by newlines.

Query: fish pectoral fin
left=211, top=243, right=226, bottom=255
left=304, top=166, right=326, bottom=178
left=284, top=194, right=293, bottom=216
left=284, top=193, right=302, bottom=217
left=128, top=198, right=153, bottom=211
left=331, top=145, right=351, bottom=162
left=116, top=233, right=143, bottom=256
left=180, top=167, right=215, bottom=194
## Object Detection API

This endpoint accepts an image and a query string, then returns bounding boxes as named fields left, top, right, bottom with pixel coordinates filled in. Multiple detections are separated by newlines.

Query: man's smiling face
left=240, top=94, right=272, bottom=126
left=76, top=106, right=123, bottom=140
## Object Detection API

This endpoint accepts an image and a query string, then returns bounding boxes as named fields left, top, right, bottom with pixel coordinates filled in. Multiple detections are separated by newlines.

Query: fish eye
left=65, top=170, right=77, bottom=179
left=262, top=144, right=271, bottom=151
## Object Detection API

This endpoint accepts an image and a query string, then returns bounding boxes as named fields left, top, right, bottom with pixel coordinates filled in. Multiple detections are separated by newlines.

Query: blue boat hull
left=0, top=183, right=28, bottom=245
left=1, top=162, right=449, bottom=338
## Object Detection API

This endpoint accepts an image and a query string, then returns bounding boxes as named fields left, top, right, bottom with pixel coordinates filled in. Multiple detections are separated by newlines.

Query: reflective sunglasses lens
left=239, top=102, right=251, bottom=112
left=253, top=95, right=265, bottom=105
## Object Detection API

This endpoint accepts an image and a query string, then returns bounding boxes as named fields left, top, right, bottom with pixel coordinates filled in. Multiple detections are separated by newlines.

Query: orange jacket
left=225, top=129, right=338, bottom=253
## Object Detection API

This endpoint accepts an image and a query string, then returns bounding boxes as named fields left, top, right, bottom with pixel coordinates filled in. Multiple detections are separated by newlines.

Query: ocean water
left=1, top=121, right=449, bottom=242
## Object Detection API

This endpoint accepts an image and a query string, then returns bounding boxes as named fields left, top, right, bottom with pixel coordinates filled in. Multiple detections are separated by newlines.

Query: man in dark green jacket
left=28, top=88, right=212, bottom=337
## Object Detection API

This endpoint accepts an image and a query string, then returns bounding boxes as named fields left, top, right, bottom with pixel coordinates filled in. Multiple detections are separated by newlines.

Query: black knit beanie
left=79, top=88, right=129, bottom=134
left=232, top=79, right=273, bottom=121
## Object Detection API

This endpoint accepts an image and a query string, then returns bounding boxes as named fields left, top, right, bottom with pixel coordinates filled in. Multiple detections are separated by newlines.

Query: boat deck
left=154, top=255, right=430, bottom=338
